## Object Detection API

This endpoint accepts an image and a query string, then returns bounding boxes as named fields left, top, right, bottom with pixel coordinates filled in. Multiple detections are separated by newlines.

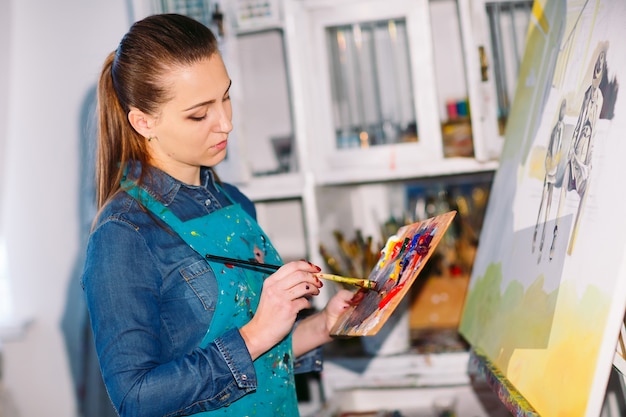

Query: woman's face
left=147, top=54, right=233, bottom=184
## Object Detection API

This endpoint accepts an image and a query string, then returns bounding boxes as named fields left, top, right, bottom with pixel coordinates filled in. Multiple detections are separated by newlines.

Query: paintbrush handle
left=203, top=255, right=376, bottom=290
left=204, top=254, right=280, bottom=271
left=314, top=273, right=376, bottom=290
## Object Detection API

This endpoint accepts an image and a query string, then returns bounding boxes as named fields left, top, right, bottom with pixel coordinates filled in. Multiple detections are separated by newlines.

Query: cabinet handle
left=479, top=46, right=489, bottom=82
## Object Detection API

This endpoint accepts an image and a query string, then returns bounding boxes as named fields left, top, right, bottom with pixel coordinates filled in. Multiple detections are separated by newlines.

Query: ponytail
left=95, top=52, right=149, bottom=210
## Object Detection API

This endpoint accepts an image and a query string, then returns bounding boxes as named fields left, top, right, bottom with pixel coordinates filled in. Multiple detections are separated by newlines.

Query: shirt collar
left=200, top=166, right=219, bottom=190
left=125, top=162, right=220, bottom=206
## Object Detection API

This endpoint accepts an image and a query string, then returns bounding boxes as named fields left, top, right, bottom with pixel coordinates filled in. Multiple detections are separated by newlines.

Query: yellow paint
left=190, top=231, right=200, bottom=237
left=528, top=146, right=547, bottom=181
left=507, top=283, right=606, bottom=416
left=532, top=1, right=549, bottom=35
left=389, top=261, right=402, bottom=280
left=378, top=237, right=400, bottom=267
left=460, top=265, right=610, bottom=417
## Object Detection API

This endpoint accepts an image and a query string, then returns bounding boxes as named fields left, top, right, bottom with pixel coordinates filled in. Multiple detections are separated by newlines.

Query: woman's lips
left=212, top=140, right=227, bottom=151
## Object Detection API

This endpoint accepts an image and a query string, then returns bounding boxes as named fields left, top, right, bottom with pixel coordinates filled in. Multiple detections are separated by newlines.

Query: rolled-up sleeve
left=294, top=346, right=324, bottom=374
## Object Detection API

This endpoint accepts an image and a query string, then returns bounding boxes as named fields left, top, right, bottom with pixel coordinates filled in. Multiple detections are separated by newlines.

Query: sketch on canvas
left=330, top=210, right=456, bottom=336
left=459, top=0, right=625, bottom=416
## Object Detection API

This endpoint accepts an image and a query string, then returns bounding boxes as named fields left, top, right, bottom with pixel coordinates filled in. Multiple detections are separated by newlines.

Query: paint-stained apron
left=124, top=181, right=299, bottom=416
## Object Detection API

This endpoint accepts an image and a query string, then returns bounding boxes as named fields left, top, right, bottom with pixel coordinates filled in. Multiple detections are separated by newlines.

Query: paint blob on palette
left=330, top=210, right=457, bottom=336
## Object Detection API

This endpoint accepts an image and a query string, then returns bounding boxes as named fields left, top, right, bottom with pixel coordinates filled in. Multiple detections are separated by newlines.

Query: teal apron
left=124, top=180, right=299, bottom=416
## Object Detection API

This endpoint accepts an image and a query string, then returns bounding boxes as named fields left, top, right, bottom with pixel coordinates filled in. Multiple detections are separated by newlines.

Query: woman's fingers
left=241, top=260, right=324, bottom=357
left=323, top=289, right=355, bottom=329
left=274, top=260, right=321, bottom=278
left=288, top=281, right=321, bottom=300
left=292, top=295, right=313, bottom=312
left=270, top=261, right=323, bottom=295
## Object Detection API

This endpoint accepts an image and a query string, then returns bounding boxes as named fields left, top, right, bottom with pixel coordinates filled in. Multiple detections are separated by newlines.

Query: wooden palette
left=330, top=210, right=457, bottom=336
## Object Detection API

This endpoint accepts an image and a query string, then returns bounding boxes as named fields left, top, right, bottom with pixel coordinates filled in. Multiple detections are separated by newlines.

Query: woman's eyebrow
left=183, top=80, right=232, bottom=112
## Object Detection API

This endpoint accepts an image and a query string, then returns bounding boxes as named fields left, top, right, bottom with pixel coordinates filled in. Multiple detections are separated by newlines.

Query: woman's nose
left=217, top=104, right=233, bottom=133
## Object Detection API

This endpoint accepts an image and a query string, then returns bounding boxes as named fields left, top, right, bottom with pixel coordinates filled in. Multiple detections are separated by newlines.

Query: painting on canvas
left=331, top=210, right=456, bottom=336
left=459, top=1, right=626, bottom=416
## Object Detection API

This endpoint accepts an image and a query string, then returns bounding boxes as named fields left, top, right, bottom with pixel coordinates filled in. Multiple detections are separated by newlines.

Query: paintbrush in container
left=204, top=254, right=377, bottom=291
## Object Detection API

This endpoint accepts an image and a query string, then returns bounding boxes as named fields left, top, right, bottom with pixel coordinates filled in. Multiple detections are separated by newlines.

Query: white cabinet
left=287, top=0, right=444, bottom=182
left=223, top=0, right=508, bottom=279
left=217, top=0, right=535, bottom=187
left=282, top=0, right=499, bottom=184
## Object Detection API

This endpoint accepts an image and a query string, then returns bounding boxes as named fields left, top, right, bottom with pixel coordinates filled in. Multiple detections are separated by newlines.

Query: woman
left=82, top=13, right=353, bottom=417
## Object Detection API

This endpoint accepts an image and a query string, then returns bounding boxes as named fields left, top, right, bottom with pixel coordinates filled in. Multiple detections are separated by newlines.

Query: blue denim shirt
left=82, top=165, right=322, bottom=417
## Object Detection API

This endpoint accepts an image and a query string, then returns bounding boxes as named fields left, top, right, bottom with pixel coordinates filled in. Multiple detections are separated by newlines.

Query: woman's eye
left=223, top=95, right=231, bottom=102
left=189, top=114, right=207, bottom=121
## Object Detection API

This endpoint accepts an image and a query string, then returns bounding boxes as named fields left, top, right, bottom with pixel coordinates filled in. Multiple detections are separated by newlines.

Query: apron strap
left=121, top=178, right=186, bottom=230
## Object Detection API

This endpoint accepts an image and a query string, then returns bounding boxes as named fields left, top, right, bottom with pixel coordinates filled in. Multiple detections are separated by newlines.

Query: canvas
left=330, top=210, right=456, bottom=336
left=459, top=1, right=626, bottom=416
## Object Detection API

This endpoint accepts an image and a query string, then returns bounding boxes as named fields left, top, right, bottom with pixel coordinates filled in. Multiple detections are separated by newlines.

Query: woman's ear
left=128, top=108, right=155, bottom=139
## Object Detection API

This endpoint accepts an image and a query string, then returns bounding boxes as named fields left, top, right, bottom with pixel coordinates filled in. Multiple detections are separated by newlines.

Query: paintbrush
left=313, top=273, right=377, bottom=291
left=204, top=254, right=377, bottom=290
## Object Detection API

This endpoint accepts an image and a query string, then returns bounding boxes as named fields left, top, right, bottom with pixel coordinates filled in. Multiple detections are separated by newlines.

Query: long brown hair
left=95, top=14, right=219, bottom=209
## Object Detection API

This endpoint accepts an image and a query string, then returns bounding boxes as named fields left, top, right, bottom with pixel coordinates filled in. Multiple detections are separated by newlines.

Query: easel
left=469, top=350, right=540, bottom=417
left=602, top=366, right=626, bottom=417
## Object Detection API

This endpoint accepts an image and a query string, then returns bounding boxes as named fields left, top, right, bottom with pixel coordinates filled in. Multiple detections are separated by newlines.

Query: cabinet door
left=285, top=0, right=500, bottom=185
left=235, top=29, right=297, bottom=177
left=462, top=0, right=534, bottom=159
left=286, top=0, right=445, bottom=184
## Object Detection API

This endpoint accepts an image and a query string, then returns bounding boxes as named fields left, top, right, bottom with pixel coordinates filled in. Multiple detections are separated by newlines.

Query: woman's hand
left=291, top=288, right=355, bottom=357
left=239, top=260, right=323, bottom=360
left=320, top=289, right=355, bottom=334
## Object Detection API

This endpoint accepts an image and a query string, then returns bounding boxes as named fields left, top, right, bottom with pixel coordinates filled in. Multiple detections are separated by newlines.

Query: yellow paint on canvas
left=506, top=282, right=607, bottom=417
left=531, top=0, right=549, bottom=35
left=527, top=146, right=547, bottom=181
left=460, top=265, right=610, bottom=417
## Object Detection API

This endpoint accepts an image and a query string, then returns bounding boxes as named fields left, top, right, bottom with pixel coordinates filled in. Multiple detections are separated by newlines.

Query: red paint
left=407, top=251, right=422, bottom=270
left=225, top=263, right=235, bottom=269
left=378, top=282, right=405, bottom=309
left=349, top=291, right=366, bottom=306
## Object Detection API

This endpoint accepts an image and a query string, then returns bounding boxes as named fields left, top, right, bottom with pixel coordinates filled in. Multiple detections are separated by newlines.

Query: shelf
left=316, top=157, right=499, bottom=185
left=321, top=351, right=472, bottom=392
left=234, top=158, right=497, bottom=201
left=320, top=385, right=490, bottom=417
left=236, top=172, right=306, bottom=201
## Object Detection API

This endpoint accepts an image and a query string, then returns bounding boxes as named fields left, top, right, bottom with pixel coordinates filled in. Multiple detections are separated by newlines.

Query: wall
left=0, top=0, right=9, bottom=181
left=0, top=0, right=12, bottom=322
left=1, top=1, right=130, bottom=415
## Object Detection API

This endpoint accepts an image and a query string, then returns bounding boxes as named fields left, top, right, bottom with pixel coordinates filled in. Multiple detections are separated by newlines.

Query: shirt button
left=241, top=374, right=247, bottom=381
left=204, top=199, right=212, bottom=206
